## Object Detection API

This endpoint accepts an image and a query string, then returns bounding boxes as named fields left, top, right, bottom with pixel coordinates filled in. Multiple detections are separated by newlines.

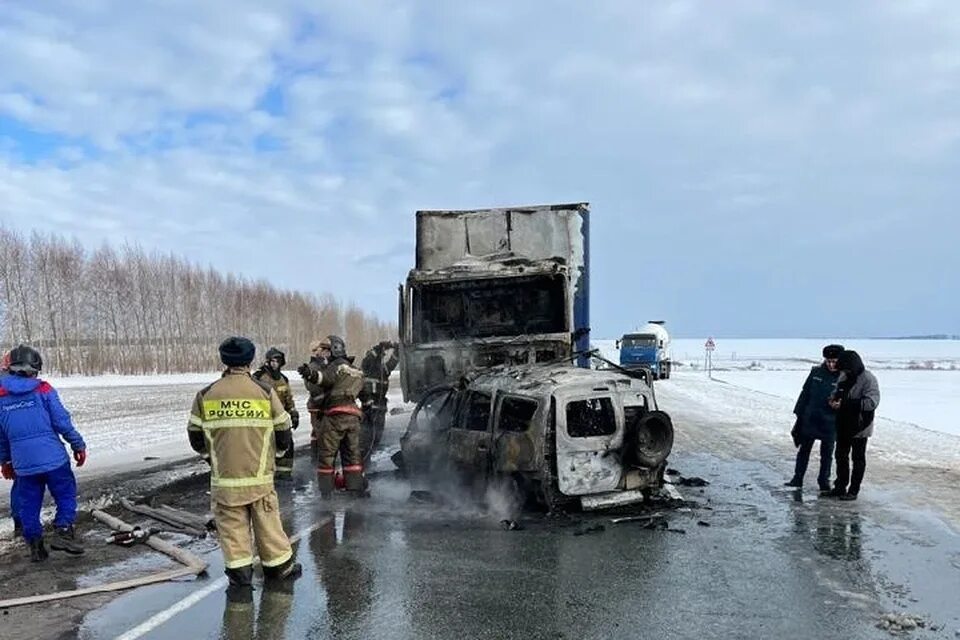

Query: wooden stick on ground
left=119, top=499, right=207, bottom=538
left=0, top=567, right=199, bottom=609
left=92, top=509, right=208, bottom=572
left=0, top=511, right=209, bottom=610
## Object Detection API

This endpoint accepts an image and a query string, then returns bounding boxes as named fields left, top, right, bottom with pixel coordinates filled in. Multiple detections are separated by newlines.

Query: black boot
left=784, top=478, right=802, bottom=488
left=29, top=538, right=49, bottom=562
left=49, top=525, right=85, bottom=555
left=225, top=565, right=254, bottom=588
left=13, top=519, right=23, bottom=538
left=263, top=558, right=302, bottom=584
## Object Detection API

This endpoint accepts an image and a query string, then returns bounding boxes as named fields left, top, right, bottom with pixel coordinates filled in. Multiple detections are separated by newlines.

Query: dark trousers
left=835, top=437, right=868, bottom=495
left=792, top=437, right=835, bottom=489
left=10, top=478, right=21, bottom=526
left=16, top=463, right=78, bottom=542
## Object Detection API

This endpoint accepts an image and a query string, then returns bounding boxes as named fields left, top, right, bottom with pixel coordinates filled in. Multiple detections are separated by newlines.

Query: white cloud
left=1, top=1, right=959, bottom=336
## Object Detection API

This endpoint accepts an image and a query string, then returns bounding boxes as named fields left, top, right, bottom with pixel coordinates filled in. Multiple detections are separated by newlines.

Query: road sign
left=705, top=337, right=716, bottom=351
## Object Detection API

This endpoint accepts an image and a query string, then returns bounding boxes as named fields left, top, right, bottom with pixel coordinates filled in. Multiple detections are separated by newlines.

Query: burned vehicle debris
left=398, top=203, right=591, bottom=403
left=394, top=362, right=675, bottom=512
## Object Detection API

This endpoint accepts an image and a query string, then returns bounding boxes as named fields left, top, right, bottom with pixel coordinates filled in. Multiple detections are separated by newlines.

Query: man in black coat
left=786, top=344, right=844, bottom=492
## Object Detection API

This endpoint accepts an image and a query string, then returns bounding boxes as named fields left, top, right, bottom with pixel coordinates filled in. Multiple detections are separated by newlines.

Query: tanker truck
left=617, top=320, right=672, bottom=379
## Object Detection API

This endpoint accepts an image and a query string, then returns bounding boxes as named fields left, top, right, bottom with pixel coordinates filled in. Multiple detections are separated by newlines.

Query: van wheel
left=626, top=411, right=675, bottom=469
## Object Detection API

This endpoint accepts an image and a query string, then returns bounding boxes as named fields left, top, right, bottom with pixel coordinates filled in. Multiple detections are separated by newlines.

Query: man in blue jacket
left=786, top=344, right=843, bottom=492
left=0, top=349, right=21, bottom=537
left=0, top=345, right=87, bottom=561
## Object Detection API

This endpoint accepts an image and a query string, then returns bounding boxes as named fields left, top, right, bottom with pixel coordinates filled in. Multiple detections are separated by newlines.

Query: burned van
left=396, top=363, right=674, bottom=512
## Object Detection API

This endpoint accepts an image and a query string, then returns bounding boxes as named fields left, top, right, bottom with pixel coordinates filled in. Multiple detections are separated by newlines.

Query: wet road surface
left=75, top=447, right=960, bottom=639
left=68, top=379, right=960, bottom=640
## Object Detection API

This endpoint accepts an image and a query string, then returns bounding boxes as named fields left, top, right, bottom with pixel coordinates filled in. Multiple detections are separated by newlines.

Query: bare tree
left=0, top=226, right=395, bottom=375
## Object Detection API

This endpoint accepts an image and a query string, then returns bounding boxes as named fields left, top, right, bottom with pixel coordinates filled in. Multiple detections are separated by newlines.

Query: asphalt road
left=74, top=412, right=960, bottom=639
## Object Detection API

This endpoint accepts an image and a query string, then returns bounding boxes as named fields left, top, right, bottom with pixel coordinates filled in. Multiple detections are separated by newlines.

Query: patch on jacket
left=2, top=400, right=37, bottom=412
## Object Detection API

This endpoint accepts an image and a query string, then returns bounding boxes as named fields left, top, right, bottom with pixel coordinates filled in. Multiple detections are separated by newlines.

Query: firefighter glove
left=74, top=449, right=87, bottom=467
left=297, top=363, right=316, bottom=381
left=1, top=462, right=14, bottom=480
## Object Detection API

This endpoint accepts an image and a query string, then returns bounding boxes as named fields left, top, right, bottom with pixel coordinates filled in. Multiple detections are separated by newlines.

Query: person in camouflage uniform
left=297, top=335, right=365, bottom=497
left=358, top=341, right=400, bottom=461
left=300, top=339, right=330, bottom=463
left=253, top=348, right=300, bottom=478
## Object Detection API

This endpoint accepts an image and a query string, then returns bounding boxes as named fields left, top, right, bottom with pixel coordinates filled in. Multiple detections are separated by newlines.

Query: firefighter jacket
left=303, top=356, right=327, bottom=412
left=359, top=344, right=400, bottom=408
left=188, top=369, right=291, bottom=506
left=253, top=367, right=299, bottom=423
left=309, top=357, right=364, bottom=415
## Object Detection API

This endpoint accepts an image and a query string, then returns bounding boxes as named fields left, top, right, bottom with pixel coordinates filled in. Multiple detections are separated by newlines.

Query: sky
left=0, top=1, right=957, bottom=339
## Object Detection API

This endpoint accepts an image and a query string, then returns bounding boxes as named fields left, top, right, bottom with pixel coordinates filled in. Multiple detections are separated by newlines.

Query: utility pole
left=705, top=337, right=716, bottom=379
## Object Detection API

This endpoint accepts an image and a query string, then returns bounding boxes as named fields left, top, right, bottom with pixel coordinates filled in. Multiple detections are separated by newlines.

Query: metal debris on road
left=500, top=520, right=523, bottom=531
left=697, top=521, right=711, bottom=527
left=573, top=524, right=606, bottom=536
left=677, top=477, right=710, bottom=487
left=610, top=512, right=665, bottom=525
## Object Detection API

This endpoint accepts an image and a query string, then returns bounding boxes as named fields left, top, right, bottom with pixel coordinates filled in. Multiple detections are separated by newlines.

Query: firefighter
left=187, top=337, right=301, bottom=592
left=297, top=335, right=365, bottom=497
left=300, top=340, right=329, bottom=463
left=358, top=341, right=400, bottom=461
left=253, top=348, right=300, bottom=479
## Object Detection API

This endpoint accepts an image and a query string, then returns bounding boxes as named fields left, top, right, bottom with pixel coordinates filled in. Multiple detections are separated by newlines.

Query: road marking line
left=114, top=515, right=333, bottom=640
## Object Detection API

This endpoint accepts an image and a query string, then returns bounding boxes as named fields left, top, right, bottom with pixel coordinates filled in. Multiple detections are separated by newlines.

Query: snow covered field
left=597, top=338, right=960, bottom=438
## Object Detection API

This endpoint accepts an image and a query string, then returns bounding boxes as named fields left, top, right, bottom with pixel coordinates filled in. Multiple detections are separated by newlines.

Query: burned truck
left=398, top=203, right=591, bottom=403
left=398, top=362, right=675, bottom=512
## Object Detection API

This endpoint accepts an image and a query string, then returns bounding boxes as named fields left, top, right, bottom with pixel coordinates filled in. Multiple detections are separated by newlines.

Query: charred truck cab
left=398, top=203, right=591, bottom=403
left=398, top=363, right=675, bottom=512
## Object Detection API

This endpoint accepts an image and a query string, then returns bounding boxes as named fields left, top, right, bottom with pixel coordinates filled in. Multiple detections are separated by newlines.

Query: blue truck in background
left=398, top=202, right=590, bottom=402
left=617, top=321, right=672, bottom=380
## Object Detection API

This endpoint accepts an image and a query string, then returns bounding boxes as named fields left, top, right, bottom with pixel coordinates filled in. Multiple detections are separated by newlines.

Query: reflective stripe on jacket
left=188, top=370, right=290, bottom=506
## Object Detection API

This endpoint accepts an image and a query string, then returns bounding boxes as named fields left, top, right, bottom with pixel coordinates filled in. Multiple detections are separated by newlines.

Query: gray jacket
left=841, top=370, right=881, bottom=438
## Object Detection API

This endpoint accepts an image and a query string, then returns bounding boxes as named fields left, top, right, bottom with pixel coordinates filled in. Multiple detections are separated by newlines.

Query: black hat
left=8, top=345, right=42, bottom=375
left=264, top=347, right=286, bottom=367
left=219, top=337, right=255, bottom=367
left=837, top=349, right=865, bottom=376
left=822, top=344, right=844, bottom=359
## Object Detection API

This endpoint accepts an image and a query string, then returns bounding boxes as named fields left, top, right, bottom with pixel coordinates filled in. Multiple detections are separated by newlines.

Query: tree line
left=0, top=227, right=395, bottom=375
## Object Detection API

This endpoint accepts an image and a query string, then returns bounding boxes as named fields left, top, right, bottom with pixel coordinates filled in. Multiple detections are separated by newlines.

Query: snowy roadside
left=0, top=374, right=411, bottom=541
left=658, top=372, right=960, bottom=530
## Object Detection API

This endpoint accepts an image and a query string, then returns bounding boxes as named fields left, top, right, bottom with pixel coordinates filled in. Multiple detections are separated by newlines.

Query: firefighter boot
left=49, top=525, right=85, bottom=555
left=344, top=466, right=368, bottom=496
left=225, top=565, right=253, bottom=588
left=13, top=518, right=23, bottom=538
left=29, top=537, right=49, bottom=562
left=317, top=468, right=335, bottom=498
left=224, top=565, right=254, bottom=603
left=263, top=557, right=302, bottom=584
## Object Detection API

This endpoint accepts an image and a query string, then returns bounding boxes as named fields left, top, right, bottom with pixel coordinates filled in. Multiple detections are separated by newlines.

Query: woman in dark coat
left=786, top=344, right=843, bottom=491
left=828, top=350, right=880, bottom=500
